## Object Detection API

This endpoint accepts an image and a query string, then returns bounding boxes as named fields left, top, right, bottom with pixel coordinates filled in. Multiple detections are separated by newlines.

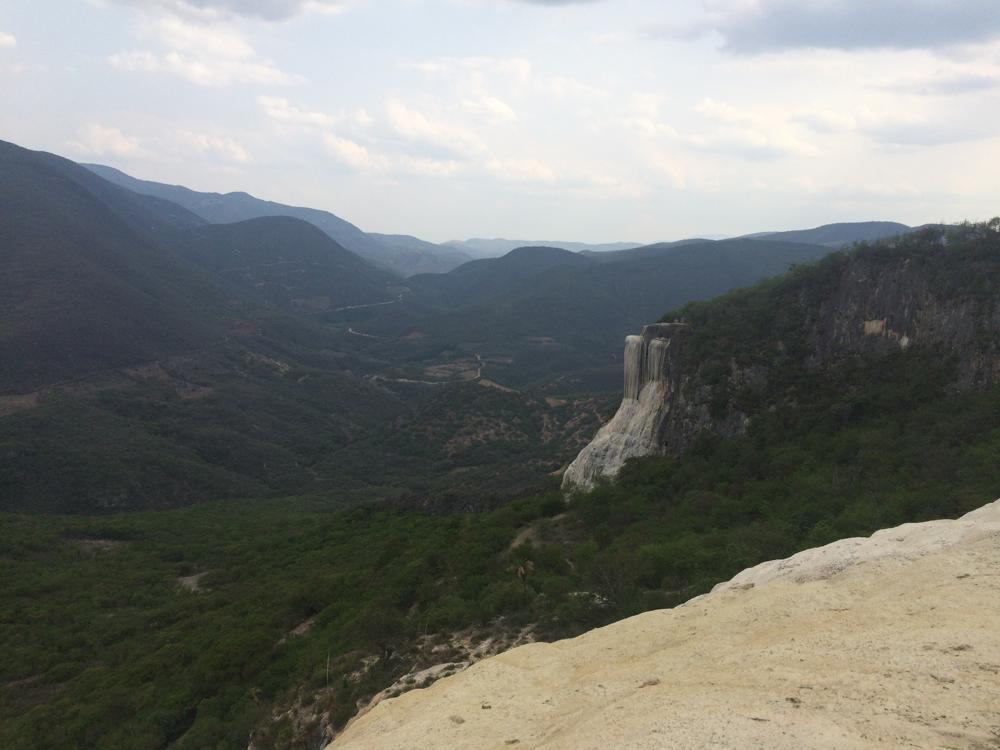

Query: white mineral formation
left=329, top=499, right=1000, bottom=750
left=562, top=323, right=685, bottom=490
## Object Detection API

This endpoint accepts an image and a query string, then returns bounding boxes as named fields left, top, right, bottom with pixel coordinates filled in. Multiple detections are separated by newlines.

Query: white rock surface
left=562, top=324, right=683, bottom=490
left=329, top=499, right=1000, bottom=750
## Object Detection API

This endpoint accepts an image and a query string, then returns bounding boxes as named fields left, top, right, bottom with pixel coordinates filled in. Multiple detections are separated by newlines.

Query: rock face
left=561, top=324, right=687, bottom=490
left=563, top=239, right=1000, bottom=489
left=808, top=252, right=1000, bottom=387
left=328, top=499, right=1000, bottom=750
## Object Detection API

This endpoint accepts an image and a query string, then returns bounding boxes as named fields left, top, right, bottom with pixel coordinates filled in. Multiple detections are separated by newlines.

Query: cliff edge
left=329, top=498, right=1000, bottom=749
left=561, top=323, right=687, bottom=489
left=563, top=227, right=1000, bottom=490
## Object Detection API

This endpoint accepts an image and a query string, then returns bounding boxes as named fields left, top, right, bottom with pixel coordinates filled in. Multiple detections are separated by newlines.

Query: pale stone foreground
left=330, top=500, right=1000, bottom=750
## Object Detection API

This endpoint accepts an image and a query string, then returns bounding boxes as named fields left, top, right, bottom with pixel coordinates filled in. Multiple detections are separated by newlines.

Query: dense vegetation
left=348, top=237, right=834, bottom=392
left=0, top=139, right=841, bottom=511
left=0, top=140, right=611, bottom=511
left=3, top=338, right=997, bottom=749
left=0, top=345, right=606, bottom=512
left=3, top=140, right=997, bottom=748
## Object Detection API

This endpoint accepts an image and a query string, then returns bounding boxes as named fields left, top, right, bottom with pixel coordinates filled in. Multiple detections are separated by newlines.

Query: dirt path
left=334, top=291, right=409, bottom=313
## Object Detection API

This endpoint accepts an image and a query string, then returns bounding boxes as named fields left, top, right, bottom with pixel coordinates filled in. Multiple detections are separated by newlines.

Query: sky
left=1, top=1, right=999, bottom=243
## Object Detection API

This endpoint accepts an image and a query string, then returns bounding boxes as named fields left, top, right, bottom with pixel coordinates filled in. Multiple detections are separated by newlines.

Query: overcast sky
left=1, top=0, right=999, bottom=242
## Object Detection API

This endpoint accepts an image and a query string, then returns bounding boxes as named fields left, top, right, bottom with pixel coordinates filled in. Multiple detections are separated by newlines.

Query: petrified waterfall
left=562, top=323, right=686, bottom=490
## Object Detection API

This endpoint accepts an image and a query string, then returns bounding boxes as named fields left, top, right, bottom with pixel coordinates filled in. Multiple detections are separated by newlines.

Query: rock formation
left=328, top=498, right=1000, bottom=750
left=561, top=323, right=687, bottom=490
left=563, top=237, right=1000, bottom=490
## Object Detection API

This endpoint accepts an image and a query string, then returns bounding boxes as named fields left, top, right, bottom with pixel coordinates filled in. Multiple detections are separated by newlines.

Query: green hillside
left=84, top=164, right=471, bottom=276
left=346, top=237, right=834, bottom=391
left=3, top=143, right=577, bottom=511
left=750, top=220, right=913, bottom=247
left=185, top=217, right=398, bottom=312
left=0, top=140, right=226, bottom=391
left=1, top=222, right=997, bottom=749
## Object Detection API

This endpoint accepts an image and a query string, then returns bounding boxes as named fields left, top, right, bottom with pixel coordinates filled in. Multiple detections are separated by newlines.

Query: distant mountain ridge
left=747, top=221, right=914, bottom=247
left=0, top=140, right=404, bottom=392
left=444, top=238, right=642, bottom=256
left=352, top=237, right=836, bottom=392
left=83, top=163, right=473, bottom=277
left=81, top=164, right=920, bottom=275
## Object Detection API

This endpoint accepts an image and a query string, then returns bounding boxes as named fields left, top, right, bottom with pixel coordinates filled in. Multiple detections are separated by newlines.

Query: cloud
left=323, top=133, right=389, bottom=172
left=790, top=107, right=857, bottom=133
left=110, top=49, right=294, bottom=85
left=581, top=172, right=645, bottom=198
left=0, top=32, right=15, bottom=48
left=110, top=0, right=346, bottom=23
left=109, top=18, right=296, bottom=86
left=386, top=98, right=485, bottom=158
left=682, top=98, right=818, bottom=159
left=399, top=156, right=462, bottom=178
left=676, top=0, right=1000, bottom=54
left=511, top=0, right=603, bottom=5
left=485, top=157, right=557, bottom=182
left=398, top=56, right=534, bottom=85
left=70, top=123, right=251, bottom=165
left=536, top=74, right=606, bottom=100
left=881, top=69, right=1000, bottom=96
left=72, top=124, right=153, bottom=158
left=154, top=15, right=253, bottom=58
left=461, top=95, right=518, bottom=121
left=258, top=95, right=338, bottom=127
left=789, top=103, right=997, bottom=146
left=174, top=130, right=249, bottom=161
left=861, top=115, right=997, bottom=147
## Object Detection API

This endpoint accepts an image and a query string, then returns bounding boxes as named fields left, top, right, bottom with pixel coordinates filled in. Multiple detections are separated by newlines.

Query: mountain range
left=443, top=238, right=642, bottom=255
left=347, top=237, right=835, bottom=391
left=0, top=138, right=930, bottom=512
left=2, top=132, right=997, bottom=750
left=85, top=163, right=916, bottom=279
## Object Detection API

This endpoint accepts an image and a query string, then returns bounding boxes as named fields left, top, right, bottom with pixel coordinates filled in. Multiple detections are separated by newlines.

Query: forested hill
left=351, top=236, right=835, bottom=391
left=746, top=220, right=913, bottom=247
left=2, top=222, right=997, bottom=749
left=0, top=139, right=221, bottom=389
left=84, top=163, right=472, bottom=276
left=652, top=220, right=1000, bottom=453
left=0, top=140, right=398, bottom=392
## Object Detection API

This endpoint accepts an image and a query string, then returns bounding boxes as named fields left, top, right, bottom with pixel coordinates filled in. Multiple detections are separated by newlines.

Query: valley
left=0, top=136, right=997, bottom=750
left=5, top=3, right=1000, bottom=748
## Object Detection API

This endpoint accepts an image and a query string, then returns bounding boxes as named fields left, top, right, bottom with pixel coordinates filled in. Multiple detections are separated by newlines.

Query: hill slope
left=0, top=140, right=227, bottom=390
left=2, top=224, right=999, bottom=747
left=184, top=216, right=398, bottom=312
left=444, top=238, right=641, bottom=256
left=564, top=222, right=1000, bottom=488
left=331, top=499, right=1000, bottom=750
left=84, top=163, right=470, bottom=276
left=349, top=238, right=834, bottom=391
left=751, top=220, right=912, bottom=247
left=0, top=142, right=409, bottom=510
left=0, top=141, right=601, bottom=511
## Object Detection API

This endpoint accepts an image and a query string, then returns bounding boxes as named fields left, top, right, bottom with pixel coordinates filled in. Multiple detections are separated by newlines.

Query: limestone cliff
left=328, top=498, right=1000, bottom=750
left=563, top=227, right=1000, bottom=490
left=560, top=323, right=687, bottom=489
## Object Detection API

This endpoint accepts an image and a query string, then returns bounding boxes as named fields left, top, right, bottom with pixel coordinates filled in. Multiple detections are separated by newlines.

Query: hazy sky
left=2, top=1, right=999, bottom=242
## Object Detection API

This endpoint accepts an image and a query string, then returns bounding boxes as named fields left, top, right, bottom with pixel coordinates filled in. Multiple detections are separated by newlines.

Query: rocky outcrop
left=328, top=499, right=1000, bottom=750
left=563, top=238, right=1000, bottom=490
left=561, top=324, right=687, bottom=490
left=808, top=254, right=1000, bottom=387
